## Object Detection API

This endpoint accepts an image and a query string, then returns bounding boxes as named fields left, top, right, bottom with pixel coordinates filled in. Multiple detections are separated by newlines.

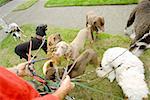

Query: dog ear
left=49, top=61, right=54, bottom=67
left=98, top=16, right=104, bottom=26
left=97, top=16, right=105, bottom=32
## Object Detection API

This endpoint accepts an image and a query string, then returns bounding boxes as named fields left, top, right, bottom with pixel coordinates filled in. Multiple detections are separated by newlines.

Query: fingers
left=61, top=75, right=75, bottom=90
left=16, top=62, right=34, bottom=77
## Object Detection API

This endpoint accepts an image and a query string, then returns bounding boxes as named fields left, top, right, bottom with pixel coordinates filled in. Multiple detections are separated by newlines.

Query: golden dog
left=47, top=33, right=62, bottom=64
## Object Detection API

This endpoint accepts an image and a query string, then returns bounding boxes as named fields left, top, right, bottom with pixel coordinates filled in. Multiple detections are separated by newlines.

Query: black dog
left=15, top=24, right=48, bottom=60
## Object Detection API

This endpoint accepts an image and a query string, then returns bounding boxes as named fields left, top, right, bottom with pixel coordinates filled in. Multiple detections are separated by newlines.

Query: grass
left=0, top=0, right=11, bottom=7
left=0, top=24, right=149, bottom=99
left=0, top=25, right=3, bottom=30
left=45, top=0, right=138, bottom=7
left=13, top=0, right=38, bottom=11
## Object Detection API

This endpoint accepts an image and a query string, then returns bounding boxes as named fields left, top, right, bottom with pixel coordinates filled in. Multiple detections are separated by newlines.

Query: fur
left=47, top=33, right=62, bottom=64
left=5, top=23, right=26, bottom=41
left=130, top=31, right=150, bottom=57
left=15, top=24, right=47, bottom=61
left=96, top=47, right=149, bottom=100
left=55, top=26, right=93, bottom=60
left=124, top=0, right=150, bottom=46
left=86, top=11, right=105, bottom=39
left=43, top=49, right=98, bottom=81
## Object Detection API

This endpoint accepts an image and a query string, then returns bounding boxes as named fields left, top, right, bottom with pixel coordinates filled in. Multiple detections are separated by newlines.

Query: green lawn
left=0, top=25, right=3, bottom=30
left=0, top=0, right=11, bottom=7
left=0, top=24, right=149, bottom=99
left=13, top=0, right=38, bottom=11
left=45, top=0, right=138, bottom=7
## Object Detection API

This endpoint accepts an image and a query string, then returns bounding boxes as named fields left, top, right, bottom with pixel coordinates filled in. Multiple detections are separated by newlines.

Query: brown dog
left=47, top=33, right=62, bottom=64
left=43, top=49, right=99, bottom=81
left=86, top=11, right=105, bottom=40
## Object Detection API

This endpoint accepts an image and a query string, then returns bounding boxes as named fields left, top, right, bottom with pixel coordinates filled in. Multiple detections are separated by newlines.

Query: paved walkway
left=1, top=0, right=137, bottom=42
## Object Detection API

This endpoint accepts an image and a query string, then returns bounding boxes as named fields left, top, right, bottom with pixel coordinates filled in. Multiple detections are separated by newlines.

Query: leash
left=98, top=49, right=128, bottom=81
left=74, top=81, right=123, bottom=100
left=31, top=36, right=46, bottom=60
left=61, top=58, right=76, bottom=81
left=30, top=57, right=50, bottom=63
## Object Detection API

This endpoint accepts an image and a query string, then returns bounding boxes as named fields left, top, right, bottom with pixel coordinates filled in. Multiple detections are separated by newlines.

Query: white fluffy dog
left=96, top=47, right=149, bottom=100
left=55, top=26, right=93, bottom=60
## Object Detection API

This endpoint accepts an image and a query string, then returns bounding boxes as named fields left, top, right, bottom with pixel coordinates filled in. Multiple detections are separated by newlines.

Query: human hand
left=60, top=75, right=74, bottom=93
left=16, top=62, right=34, bottom=77
left=53, top=75, right=75, bottom=100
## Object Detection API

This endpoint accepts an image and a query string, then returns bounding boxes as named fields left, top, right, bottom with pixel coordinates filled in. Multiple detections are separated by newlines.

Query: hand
left=16, top=62, right=34, bottom=77
left=60, top=75, right=74, bottom=93
left=53, top=75, right=74, bottom=100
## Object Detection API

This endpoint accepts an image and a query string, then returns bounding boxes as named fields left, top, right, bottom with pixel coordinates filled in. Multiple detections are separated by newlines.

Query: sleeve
left=33, top=94, right=59, bottom=100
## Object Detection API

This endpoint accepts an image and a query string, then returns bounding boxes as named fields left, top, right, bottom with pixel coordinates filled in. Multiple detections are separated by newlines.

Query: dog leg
left=108, top=71, right=116, bottom=82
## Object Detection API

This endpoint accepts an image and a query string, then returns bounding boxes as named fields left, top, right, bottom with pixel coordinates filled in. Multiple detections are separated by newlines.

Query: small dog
left=96, top=47, right=149, bottom=100
left=43, top=49, right=99, bottom=81
left=86, top=11, right=105, bottom=40
left=15, top=24, right=47, bottom=61
left=55, top=26, right=94, bottom=60
left=47, top=33, right=62, bottom=64
left=5, top=23, right=26, bottom=41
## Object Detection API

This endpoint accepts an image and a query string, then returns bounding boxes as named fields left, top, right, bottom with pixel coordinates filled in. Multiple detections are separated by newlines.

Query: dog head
left=43, top=60, right=64, bottom=81
left=96, top=64, right=107, bottom=77
left=96, top=63, right=115, bottom=82
left=36, top=24, right=47, bottom=36
left=47, top=33, right=62, bottom=47
left=55, top=41, right=70, bottom=57
left=92, top=16, right=105, bottom=33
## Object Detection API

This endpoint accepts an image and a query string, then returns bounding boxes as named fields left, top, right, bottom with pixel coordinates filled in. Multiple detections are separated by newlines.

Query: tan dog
left=55, top=26, right=94, bottom=60
left=43, top=49, right=99, bottom=81
left=47, top=33, right=62, bottom=64
left=86, top=11, right=105, bottom=40
left=47, top=33, right=62, bottom=48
